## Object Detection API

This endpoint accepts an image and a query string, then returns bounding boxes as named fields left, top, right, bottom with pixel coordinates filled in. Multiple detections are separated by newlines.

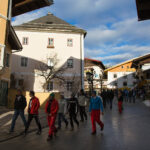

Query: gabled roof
left=105, top=53, right=150, bottom=72
left=12, top=0, right=53, bottom=17
left=84, top=58, right=105, bottom=70
left=105, top=59, right=134, bottom=72
left=14, top=13, right=87, bottom=36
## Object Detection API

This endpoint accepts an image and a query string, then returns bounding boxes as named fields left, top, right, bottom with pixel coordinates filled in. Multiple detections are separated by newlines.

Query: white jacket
left=78, top=95, right=87, bottom=107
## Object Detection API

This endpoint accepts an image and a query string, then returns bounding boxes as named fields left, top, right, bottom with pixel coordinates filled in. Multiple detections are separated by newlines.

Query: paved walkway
left=0, top=100, right=150, bottom=150
left=0, top=109, right=48, bottom=142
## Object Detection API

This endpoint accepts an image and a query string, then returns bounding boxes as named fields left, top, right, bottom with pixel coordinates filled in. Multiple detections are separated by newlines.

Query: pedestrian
left=67, top=94, right=79, bottom=131
left=89, top=91, right=104, bottom=135
left=118, top=90, right=123, bottom=114
left=25, top=91, right=42, bottom=135
left=45, top=93, right=59, bottom=141
left=57, top=94, right=68, bottom=130
left=78, top=89, right=88, bottom=122
left=10, top=89, right=27, bottom=133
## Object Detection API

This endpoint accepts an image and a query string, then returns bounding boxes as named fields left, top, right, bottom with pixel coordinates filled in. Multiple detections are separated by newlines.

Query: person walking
left=45, top=93, right=59, bottom=141
left=67, top=94, right=79, bottom=131
left=89, top=91, right=104, bottom=135
left=25, top=91, right=42, bottom=135
left=118, top=90, right=123, bottom=114
left=78, top=89, right=87, bottom=122
left=57, top=94, right=68, bottom=130
left=10, top=89, right=27, bottom=133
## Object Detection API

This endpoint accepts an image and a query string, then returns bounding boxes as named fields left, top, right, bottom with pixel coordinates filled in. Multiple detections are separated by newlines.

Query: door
left=0, top=80, right=8, bottom=106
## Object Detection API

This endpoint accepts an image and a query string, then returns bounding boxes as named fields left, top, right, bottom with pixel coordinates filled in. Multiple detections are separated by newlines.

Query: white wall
left=107, top=71, right=137, bottom=89
left=11, top=30, right=84, bottom=96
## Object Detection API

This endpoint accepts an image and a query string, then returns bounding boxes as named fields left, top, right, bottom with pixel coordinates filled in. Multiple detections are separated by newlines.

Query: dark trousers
left=58, top=113, right=68, bottom=128
left=10, top=109, right=27, bottom=132
left=25, top=114, right=41, bottom=133
left=69, top=112, right=79, bottom=128
left=103, top=99, right=107, bottom=109
left=109, top=99, right=113, bottom=109
left=79, top=106, right=87, bottom=121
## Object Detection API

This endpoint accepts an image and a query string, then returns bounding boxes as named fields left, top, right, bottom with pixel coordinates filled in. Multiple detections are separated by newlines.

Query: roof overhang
left=8, top=24, right=22, bottom=51
left=131, top=54, right=150, bottom=68
left=12, top=0, right=53, bottom=17
left=136, top=0, right=150, bottom=21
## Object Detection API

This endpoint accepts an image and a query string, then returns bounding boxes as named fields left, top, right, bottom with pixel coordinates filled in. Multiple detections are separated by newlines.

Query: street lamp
left=47, top=58, right=54, bottom=69
left=86, top=68, right=95, bottom=95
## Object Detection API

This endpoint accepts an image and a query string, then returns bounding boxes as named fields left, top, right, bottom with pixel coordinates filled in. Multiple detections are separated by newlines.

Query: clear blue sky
left=12, top=0, right=150, bottom=66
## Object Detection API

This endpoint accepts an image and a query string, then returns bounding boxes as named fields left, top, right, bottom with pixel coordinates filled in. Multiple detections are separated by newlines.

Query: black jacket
left=68, top=97, right=79, bottom=114
left=14, top=95, right=27, bottom=110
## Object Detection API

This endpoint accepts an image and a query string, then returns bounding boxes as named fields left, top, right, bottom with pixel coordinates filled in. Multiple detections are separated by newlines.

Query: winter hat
left=50, top=93, right=55, bottom=98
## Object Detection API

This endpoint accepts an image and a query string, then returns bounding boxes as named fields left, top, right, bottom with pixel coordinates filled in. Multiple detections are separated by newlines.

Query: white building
left=84, top=58, right=106, bottom=93
left=105, top=60, right=137, bottom=89
left=11, top=13, right=86, bottom=97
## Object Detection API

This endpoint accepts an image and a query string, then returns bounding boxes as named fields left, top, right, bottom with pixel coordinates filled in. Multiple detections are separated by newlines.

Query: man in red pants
left=45, top=93, right=59, bottom=141
left=89, top=91, right=104, bottom=135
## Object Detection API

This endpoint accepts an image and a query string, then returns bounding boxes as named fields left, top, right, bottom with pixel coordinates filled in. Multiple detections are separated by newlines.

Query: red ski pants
left=47, top=115, right=57, bottom=136
left=118, top=101, right=123, bottom=113
left=91, top=110, right=104, bottom=132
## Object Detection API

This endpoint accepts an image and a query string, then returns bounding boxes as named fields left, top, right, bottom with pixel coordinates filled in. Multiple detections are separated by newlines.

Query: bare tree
left=60, top=73, right=81, bottom=96
left=35, top=54, right=67, bottom=91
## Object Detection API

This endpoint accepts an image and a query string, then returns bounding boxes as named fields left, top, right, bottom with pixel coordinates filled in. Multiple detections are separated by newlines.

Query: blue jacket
left=89, top=96, right=104, bottom=112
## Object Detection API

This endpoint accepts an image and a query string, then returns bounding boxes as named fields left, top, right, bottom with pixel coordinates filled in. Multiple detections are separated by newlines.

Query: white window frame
left=67, top=38, right=73, bottom=47
left=22, top=37, right=29, bottom=45
left=48, top=38, right=54, bottom=47
left=67, top=59, right=73, bottom=68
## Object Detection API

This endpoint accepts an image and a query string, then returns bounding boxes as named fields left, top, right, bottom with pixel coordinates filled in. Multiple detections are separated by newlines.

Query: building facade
left=0, top=0, right=53, bottom=106
left=12, top=13, right=86, bottom=98
left=84, top=58, right=106, bottom=93
left=106, top=61, right=137, bottom=89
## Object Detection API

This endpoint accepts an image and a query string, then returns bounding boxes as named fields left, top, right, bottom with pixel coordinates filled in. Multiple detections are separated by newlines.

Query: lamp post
left=47, top=58, right=54, bottom=69
left=86, top=68, right=95, bottom=95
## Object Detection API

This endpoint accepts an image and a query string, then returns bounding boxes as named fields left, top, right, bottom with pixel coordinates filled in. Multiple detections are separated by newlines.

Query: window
left=123, top=82, right=127, bottom=87
left=67, top=59, right=73, bottom=68
left=48, top=38, right=54, bottom=48
left=6, top=53, right=10, bottom=67
left=22, top=37, right=28, bottom=45
left=123, top=74, right=127, bottom=79
left=47, top=82, right=53, bottom=91
left=127, top=66, right=129, bottom=69
left=21, top=57, right=28, bottom=67
left=121, top=66, right=124, bottom=69
left=67, top=39, right=73, bottom=47
left=67, top=82, right=73, bottom=91
left=114, top=74, right=117, bottom=78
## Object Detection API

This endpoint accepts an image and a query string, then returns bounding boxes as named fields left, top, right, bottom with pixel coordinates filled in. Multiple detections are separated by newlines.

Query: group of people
left=100, top=89, right=114, bottom=109
left=9, top=89, right=105, bottom=141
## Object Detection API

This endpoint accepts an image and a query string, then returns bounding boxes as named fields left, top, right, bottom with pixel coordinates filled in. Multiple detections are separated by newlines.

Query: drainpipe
left=80, top=34, right=84, bottom=90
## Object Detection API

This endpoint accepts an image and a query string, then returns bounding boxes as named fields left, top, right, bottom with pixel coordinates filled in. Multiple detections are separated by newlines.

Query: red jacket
left=45, top=99, right=59, bottom=115
left=28, top=96, right=40, bottom=115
